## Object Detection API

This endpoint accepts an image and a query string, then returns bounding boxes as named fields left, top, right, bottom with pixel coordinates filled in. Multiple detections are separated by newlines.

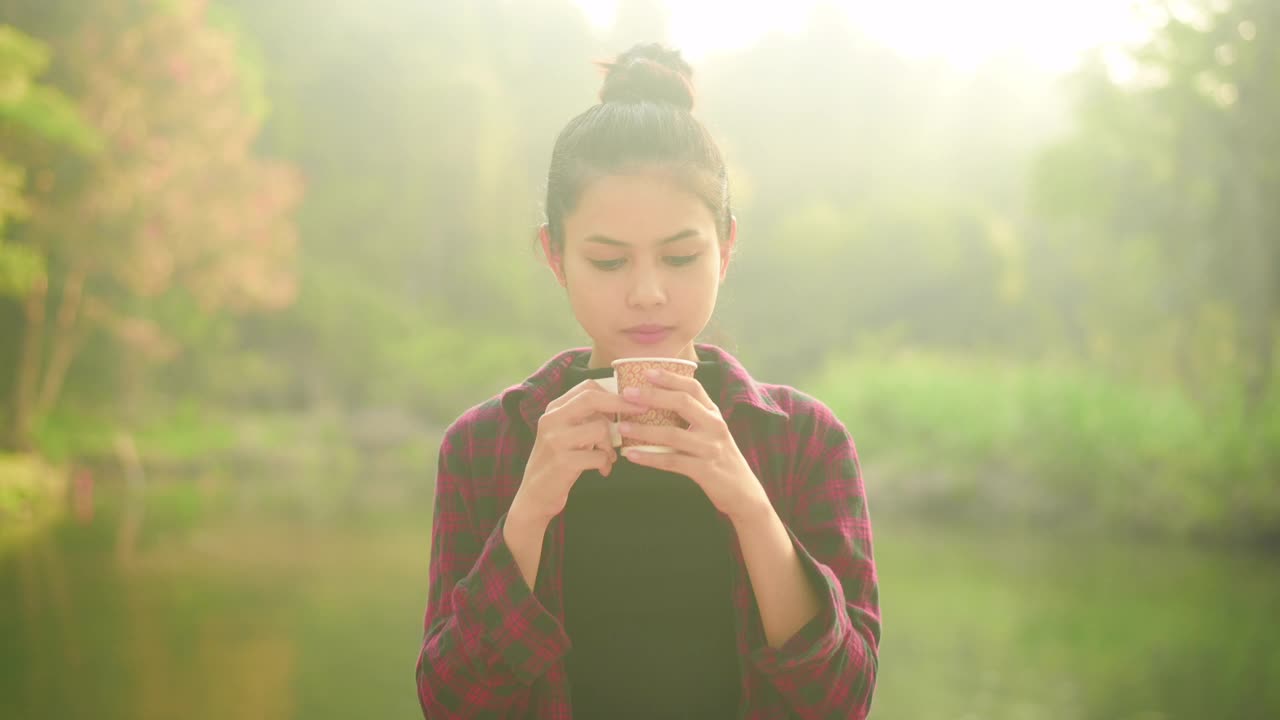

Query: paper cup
left=610, top=357, right=698, bottom=453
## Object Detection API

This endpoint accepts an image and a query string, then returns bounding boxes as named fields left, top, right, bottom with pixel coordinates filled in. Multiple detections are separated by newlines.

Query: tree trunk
left=10, top=272, right=48, bottom=451
left=1233, top=22, right=1276, bottom=414
left=33, top=266, right=87, bottom=422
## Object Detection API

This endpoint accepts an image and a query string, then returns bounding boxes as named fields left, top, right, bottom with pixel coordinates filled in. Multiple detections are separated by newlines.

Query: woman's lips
left=623, top=326, right=673, bottom=344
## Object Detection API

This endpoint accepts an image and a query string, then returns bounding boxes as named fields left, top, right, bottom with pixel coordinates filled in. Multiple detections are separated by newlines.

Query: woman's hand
left=618, top=370, right=772, bottom=522
left=511, top=380, right=646, bottom=524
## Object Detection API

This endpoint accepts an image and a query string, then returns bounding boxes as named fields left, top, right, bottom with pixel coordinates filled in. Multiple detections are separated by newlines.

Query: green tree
left=697, top=7, right=1061, bottom=380
left=0, top=1, right=302, bottom=449
left=1033, top=0, right=1279, bottom=406
left=220, top=0, right=600, bottom=419
left=0, top=24, right=100, bottom=448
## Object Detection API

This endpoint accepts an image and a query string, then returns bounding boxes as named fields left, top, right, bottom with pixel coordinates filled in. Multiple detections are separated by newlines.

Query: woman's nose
left=627, top=267, right=666, bottom=308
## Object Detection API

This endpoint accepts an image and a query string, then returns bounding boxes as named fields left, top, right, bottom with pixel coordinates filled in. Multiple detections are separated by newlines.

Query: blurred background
left=1, top=0, right=1278, bottom=718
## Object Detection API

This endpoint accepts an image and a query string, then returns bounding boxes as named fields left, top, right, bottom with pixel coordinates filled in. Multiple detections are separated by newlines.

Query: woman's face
left=543, top=171, right=733, bottom=368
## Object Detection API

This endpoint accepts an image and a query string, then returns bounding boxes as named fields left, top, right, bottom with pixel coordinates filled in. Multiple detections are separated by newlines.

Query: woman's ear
left=539, top=224, right=567, bottom=287
left=719, top=215, right=737, bottom=282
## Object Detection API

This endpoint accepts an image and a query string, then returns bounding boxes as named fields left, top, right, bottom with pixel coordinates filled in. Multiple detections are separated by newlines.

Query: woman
left=416, top=43, right=880, bottom=719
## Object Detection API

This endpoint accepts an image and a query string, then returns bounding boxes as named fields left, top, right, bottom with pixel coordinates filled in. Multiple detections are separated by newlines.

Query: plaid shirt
left=416, top=344, right=880, bottom=719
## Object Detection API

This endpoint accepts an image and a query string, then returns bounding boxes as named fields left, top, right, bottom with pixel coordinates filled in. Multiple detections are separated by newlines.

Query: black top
left=560, top=360, right=741, bottom=719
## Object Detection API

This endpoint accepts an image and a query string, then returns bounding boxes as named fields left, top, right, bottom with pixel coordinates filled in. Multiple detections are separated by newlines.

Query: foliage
left=0, top=0, right=302, bottom=449
left=1031, top=0, right=1280, bottom=403
left=0, top=452, right=66, bottom=555
left=811, top=349, right=1280, bottom=538
left=0, top=0, right=1274, bottom=538
left=0, top=25, right=98, bottom=298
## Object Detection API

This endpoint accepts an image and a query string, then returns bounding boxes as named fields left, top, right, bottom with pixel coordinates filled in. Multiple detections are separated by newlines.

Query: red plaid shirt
left=416, top=344, right=880, bottom=718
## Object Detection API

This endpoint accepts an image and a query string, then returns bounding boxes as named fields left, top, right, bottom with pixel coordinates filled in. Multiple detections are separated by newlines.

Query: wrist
left=727, top=493, right=776, bottom=531
left=508, top=494, right=554, bottom=535
left=504, top=495, right=553, bottom=591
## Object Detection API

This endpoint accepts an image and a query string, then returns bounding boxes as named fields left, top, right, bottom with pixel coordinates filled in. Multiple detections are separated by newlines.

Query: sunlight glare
left=575, top=0, right=1154, bottom=75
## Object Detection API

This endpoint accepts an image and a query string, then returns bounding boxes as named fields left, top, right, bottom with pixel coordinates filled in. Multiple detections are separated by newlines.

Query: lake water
left=2, top=475, right=1278, bottom=719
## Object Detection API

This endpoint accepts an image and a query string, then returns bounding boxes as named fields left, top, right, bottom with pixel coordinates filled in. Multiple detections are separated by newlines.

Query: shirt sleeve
left=748, top=410, right=881, bottom=719
left=416, top=421, right=571, bottom=719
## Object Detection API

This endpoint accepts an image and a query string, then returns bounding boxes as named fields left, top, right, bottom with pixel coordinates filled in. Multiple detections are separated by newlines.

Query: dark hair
left=543, top=43, right=732, bottom=252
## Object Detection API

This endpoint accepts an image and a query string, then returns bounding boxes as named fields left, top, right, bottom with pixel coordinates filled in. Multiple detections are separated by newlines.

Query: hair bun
left=598, top=43, right=694, bottom=111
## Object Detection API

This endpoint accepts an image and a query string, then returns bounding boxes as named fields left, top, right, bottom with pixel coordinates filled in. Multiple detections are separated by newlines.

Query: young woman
left=416, top=44, right=880, bottom=719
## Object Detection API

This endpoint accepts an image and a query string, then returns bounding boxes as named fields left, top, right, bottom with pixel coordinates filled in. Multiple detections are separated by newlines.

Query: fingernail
left=618, top=422, right=632, bottom=434
left=622, top=387, right=640, bottom=399
left=645, top=369, right=660, bottom=379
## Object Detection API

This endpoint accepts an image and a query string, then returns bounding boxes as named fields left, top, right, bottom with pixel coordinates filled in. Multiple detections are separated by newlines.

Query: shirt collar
left=500, top=343, right=789, bottom=432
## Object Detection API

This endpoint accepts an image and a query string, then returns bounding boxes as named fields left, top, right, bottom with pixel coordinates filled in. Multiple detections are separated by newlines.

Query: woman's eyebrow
left=583, top=228, right=701, bottom=247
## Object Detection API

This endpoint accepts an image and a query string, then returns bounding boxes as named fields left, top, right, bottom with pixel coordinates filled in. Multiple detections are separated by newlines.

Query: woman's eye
left=589, top=258, right=627, bottom=271
left=665, top=253, right=701, bottom=267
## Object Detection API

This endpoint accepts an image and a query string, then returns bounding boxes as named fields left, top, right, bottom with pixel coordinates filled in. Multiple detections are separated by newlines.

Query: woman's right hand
left=511, top=379, right=646, bottom=523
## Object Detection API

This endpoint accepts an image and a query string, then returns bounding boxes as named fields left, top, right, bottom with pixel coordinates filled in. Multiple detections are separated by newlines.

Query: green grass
left=32, top=400, right=237, bottom=465
left=809, top=351, right=1280, bottom=539
left=0, top=454, right=67, bottom=557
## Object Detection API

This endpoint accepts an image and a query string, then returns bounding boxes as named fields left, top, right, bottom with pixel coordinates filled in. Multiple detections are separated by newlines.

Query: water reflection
left=2, top=476, right=1278, bottom=719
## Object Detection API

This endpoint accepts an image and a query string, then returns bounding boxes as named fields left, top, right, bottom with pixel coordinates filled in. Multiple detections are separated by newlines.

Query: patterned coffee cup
left=610, top=357, right=699, bottom=453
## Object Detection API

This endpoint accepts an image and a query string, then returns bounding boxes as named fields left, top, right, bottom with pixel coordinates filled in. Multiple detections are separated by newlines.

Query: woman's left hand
left=618, top=369, right=772, bottom=522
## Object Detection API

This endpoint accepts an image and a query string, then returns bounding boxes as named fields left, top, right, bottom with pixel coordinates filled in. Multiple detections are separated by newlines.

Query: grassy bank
left=809, top=352, right=1280, bottom=541
left=25, top=349, right=1280, bottom=542
left=0, top=454, right=67, bottom=555
left=31, top=402, right=438, bottom=481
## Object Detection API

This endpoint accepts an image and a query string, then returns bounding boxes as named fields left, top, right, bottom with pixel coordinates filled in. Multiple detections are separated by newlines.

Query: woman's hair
left=543, top=43, right=731, bottom=252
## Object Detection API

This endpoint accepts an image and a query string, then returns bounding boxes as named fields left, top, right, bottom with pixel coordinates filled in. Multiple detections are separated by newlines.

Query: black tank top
left=560, top=360, right=741, bottom=719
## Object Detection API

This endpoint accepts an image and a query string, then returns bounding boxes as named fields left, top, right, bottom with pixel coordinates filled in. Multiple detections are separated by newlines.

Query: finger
left=556, top=419, right=615, bottom=452
left=622, top=446, right=694, bottom=476
left=621, top=385, right=713, bottom=426
left=617, top=421, right=710, bottom=457
left=565, top=448, right=614, bottom=476
left=543, top=390, right=644, bottom=432
left=545, top=379, right=605, bottom=413
left=562, top=388, right=648, bottom=422
left=643, top=369, right=716, bottom=410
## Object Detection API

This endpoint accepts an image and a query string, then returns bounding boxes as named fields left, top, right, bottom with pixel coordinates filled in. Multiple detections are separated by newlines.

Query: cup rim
left=609, top=357, right=698, bottom=369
